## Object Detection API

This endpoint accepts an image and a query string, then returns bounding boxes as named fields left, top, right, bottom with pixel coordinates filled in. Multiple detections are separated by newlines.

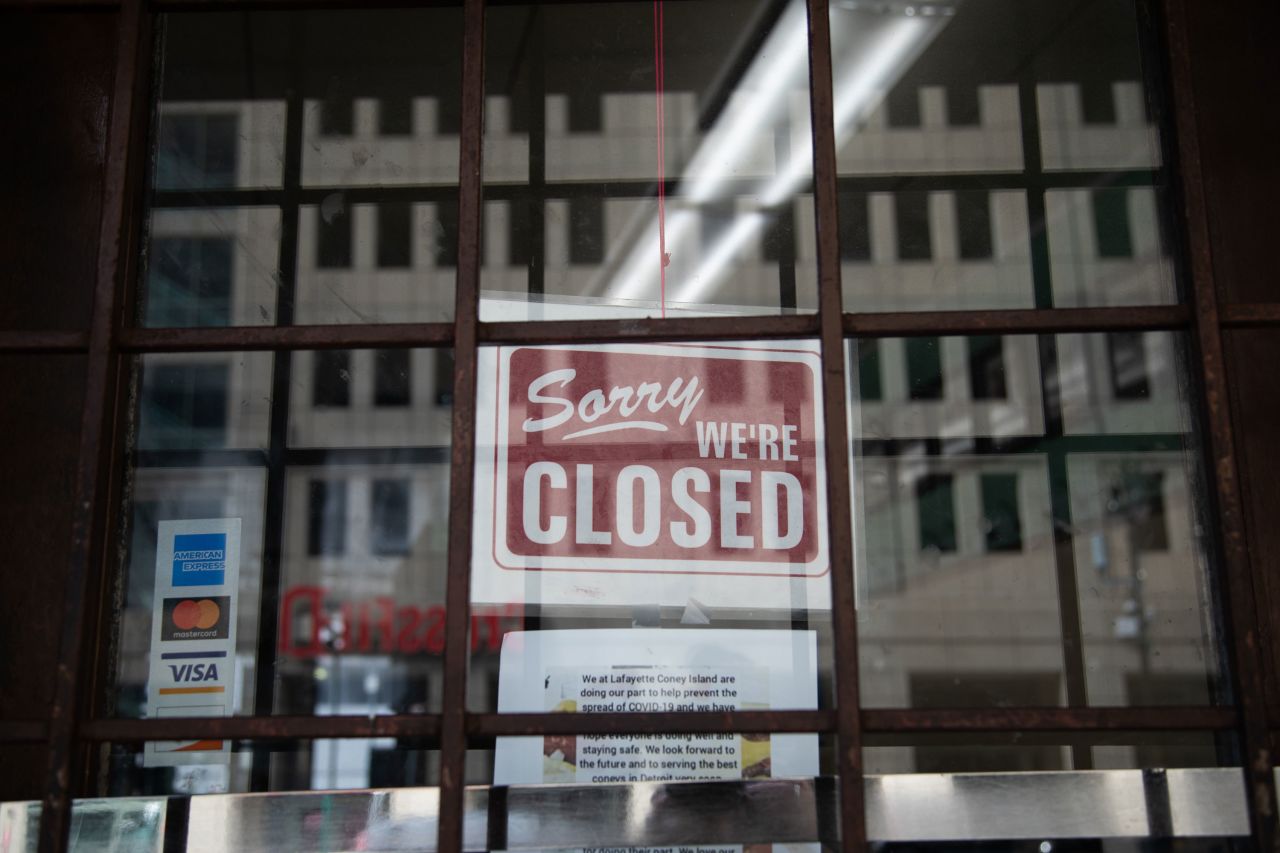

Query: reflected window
left=838, top=191, right=871, bottom=262
left=314, top=350, right=352, bottom=408
left=435, top=203, right=458, bottom=268
left=371, top=480, right=411, bottom=557
left=946, top=84, right=981, bottom=127
left=981, top=473, right=1023, bottom=553
left=155, top=114, right=237, bottom=189
left=568, top=196, right=604, bottom=265
left=508, top=200, right=532, bottom=267
left=437, top=92, right=461, bottom=135
left=308, top=479, right=347, bottom=556
left=375, top=350, right=411, bottom=407
left=380, top=94, right=413, bottom=135
left=320, top=95, right=354, bottom=136
left=906, top=337, right=944, bottom=401
left=1080, top=80, right=1117, bottom=125
left=433, top=350, right=454, bottom=406
left=1109, top=470, right=1170, bottom=552
left=701, top=199, right=736, bottom=251
left=916, top=473, right=957, bottom=554
left=147, top=237, right=232, bottom=327
left=1092, top=188, right=1133, bottom=258
left=567, top=90, right=602, bottom=134
left=955, top=191, right=993, bottom=261
left=886, top=84, right=921, bottom=128
left=856, top=340, right=883, bottom=402
left=377, top=203, right=413, bottom=269
left=318, top=209, right=353, bottom=269
left=762, top=212, right=793, bottom=264
left=139, top=362, right=228, bottom=449
left=1107, top=332, right=1150, bottom=400
left=895, top=192, right=932, bottom=261
left=967, top=335, right=1007, bottom=400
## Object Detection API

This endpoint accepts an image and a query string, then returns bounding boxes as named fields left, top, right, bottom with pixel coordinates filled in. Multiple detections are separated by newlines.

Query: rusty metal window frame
left=0, top=0, right=1275, bottom=851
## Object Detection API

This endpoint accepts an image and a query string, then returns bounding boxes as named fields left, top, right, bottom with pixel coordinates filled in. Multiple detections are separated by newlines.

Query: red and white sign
left=472, top=343, right=829, bottom=609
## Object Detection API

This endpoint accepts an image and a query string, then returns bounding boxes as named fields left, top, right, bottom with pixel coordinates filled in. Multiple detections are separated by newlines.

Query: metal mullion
left=1013, top=56, right=1095, bottom=770
left=151, top=185, right=461, bottom=209
left=480, top=313, right=820, bottom=344
left=466, top=706, right=1236, bottom=740
left=119, top=322, right=454, bottom=352
left=805, top=0, right=865, bottom=848
left=246, top=21, right=305, bottom=790
left=435, top=0, right=484, bottom=847
left=861, top=707, right=1236, bottom=733
left=37, top=0, right=145, bottom=849
left=844, top=305, right=1189, bottom=337
left=855, top=433, right=1188, bottom=458
left=1162, top=0, right=1278, bottom=847
left=50, top=703, right=1248, bottom=746
left=79, top=713, right=442, bottom=742
left=0, top=332, right=91, bottom=354
left=1221, top=303, right=1280, bottom=329
left=836, top=169, right=1161, bottom=194
left=147, top=169, right=1166, bottom=211
left=113, top=305, right=1188, bottom=355
left=468, top=710, right=838, bottom=739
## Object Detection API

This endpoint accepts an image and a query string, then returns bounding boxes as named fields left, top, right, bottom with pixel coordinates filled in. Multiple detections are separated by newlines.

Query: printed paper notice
left=144, top=518, right=241, bottom=767
left=493, top=629, right=818, bottom=785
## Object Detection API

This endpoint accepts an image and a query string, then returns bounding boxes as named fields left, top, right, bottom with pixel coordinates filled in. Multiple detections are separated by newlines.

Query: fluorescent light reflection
left=680, top=1, right=812, bottom=204
left=588, top=3, right=953, bottom=312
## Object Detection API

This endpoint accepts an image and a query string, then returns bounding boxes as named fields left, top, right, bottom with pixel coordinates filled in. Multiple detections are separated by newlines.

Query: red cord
left=653, top=0, right=668, bottom=318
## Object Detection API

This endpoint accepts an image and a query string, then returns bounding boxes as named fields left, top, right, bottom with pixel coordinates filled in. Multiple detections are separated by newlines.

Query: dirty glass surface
left=140, top=10, right=462, bottom=326
left=482, top=0, right=819, bottom=319
left=831, top=0, right=1175, bottom=312
left=849, top=333, right=1223, bottom=708
left=112, top=348, right=457, bottom=769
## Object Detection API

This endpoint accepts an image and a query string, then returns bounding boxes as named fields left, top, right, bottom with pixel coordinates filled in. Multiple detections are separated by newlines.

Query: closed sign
left=473, top=343, right=829, bottom=605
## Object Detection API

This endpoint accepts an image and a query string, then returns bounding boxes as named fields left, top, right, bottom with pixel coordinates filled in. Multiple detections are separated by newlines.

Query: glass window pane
left=142, top=9, right=462, bottom=327
left=312, top=349, right=351, bottom=409
left=376, top=202, right=413, bottom=269
left=482, top=0, right=818, bottom=319
left=954, top=190, right=993, bottom=261
left=894, top=191, right=933, bottom=261
left=849, top=334, right=1224, bottom=708
left=143, top=208, right=282, bottom=327
left=296, top=201, right=457, bottom=324
left=113, top=349, right=455, bottom=721
left=374, top=349, right=412, bottom=408
left=104, top=739, right=439, bottom=796
left=830, top=0, right=1173, bottom=312
left=1047, top=186, right=1175, bottom=307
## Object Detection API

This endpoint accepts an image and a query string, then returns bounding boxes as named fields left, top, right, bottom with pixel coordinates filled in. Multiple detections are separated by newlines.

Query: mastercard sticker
left=161, top=595, right=231, bottom=641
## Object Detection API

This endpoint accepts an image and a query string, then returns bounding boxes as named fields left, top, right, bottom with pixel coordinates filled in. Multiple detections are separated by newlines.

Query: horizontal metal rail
left=67, top=706, right=1237, bottom=745
left=97, top=306, right=1195, bottom=355
left=145, top=169, right=1163, bottom=210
